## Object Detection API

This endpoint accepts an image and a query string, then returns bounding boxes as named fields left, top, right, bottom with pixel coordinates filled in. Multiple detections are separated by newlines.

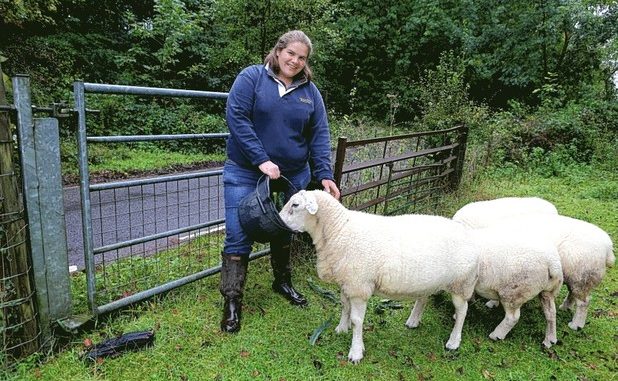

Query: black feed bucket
left=238, top=175, right=298, bottom=243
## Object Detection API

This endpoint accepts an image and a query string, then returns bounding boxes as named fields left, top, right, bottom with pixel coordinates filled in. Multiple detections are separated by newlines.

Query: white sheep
left=279, top=190, right=478, bottom=363
left=455, top=201, right=615, bottom=330
left=470, top=227, right=563, bottom=347
left=452, top=197, right=558, bottom=229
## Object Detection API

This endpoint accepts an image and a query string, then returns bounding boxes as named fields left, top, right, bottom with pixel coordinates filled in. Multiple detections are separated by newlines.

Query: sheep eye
left=291, top=202, right=299, bottom=208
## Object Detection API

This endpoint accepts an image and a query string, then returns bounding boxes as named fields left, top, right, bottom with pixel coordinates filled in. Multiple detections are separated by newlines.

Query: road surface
left=63, top=172, right=225, bottom=270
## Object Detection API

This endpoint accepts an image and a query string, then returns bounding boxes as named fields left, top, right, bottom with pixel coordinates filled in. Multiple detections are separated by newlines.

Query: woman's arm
left=225, top=67, right=271, bottom=167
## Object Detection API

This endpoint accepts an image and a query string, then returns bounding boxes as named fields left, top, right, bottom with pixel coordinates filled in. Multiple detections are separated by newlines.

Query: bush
left=478, top=98, right=618, bottom=172
left=84, top=96, right=227, bottom=154
left=3, top=32, right=120, bottom=104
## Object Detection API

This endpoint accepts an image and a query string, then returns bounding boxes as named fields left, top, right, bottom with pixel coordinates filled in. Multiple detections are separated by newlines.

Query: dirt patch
left=62, top=160, right=225, bottom=186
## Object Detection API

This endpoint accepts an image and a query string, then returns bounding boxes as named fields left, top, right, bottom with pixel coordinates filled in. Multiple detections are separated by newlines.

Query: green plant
left=473, top=97, right=618, bottom=172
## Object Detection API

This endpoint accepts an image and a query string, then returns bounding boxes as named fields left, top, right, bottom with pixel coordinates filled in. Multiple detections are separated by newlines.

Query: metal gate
left=70, top=82, right=274, bottom=319
left=334, top=125, right=468, bottom=214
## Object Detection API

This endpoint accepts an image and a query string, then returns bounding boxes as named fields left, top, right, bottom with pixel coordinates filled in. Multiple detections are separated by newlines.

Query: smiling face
left=276, top=41, right=309, bottom=85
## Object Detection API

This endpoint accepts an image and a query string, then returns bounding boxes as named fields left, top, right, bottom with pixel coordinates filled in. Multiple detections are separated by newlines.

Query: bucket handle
left=255, top=174, right=298, bottom=214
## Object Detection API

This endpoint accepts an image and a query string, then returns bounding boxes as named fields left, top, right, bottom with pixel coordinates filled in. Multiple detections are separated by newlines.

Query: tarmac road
left=63, top=171, right=225, bottom=270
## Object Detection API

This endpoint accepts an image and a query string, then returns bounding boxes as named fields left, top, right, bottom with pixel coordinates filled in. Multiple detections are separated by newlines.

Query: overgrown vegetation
left=2, top=1, right=616, bottom=181
left=2, top=1, right=617, bottom=115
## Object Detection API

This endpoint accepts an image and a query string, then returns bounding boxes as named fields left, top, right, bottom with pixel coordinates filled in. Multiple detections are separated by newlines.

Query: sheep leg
left=569, top=295, right=590, bottom=330
left=559, top=291, right=576, bottom=311
left=405, top=297, right=428, bottom=328
left=335, top=292, right=351, bottom=334
left=539, top=292, right=557, bottom=347
left=445, top=295, right=468, bottom=350
left=489, top=303, right=520, bottom=341
left=347, top=297, right=368, bottom=364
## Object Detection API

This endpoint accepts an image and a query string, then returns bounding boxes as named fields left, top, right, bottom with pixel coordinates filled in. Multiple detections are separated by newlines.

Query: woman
left=220, top=30, right=340, bottom=333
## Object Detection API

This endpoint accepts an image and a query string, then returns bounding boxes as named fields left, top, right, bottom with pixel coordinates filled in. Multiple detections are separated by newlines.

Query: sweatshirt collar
left=265, top=64, right=308, bottom=90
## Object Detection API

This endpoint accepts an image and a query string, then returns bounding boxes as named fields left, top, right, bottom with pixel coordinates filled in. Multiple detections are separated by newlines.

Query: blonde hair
left=264, top=30, right=313, bottom=81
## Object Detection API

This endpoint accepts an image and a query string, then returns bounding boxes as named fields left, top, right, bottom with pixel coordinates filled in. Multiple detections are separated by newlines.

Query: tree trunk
left=0, top=63, right=39, bottom=364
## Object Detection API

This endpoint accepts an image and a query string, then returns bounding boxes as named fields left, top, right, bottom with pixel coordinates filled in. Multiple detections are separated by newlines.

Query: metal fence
left=69, top=82, right=275, bottom=319
left=69, top=83, right=465, bottom=320
left=0, top=107, right=40, bottom=371
left=0, top=75, right=66, bottom=370
left=334, top=125, right=468, bottom=214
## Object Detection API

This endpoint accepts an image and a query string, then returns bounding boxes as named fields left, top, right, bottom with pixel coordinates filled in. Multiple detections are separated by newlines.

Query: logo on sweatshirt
left=299, top=97, right=313, bottom=105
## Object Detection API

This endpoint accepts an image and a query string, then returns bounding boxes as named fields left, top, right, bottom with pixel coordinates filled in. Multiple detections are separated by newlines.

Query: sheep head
left=279, top=190, right=319, bottom=233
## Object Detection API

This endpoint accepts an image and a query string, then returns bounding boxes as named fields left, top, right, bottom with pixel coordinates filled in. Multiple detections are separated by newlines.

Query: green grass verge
left=90, top=148, right=223, bottom=174
left=9, top=164, right=617, bottom=381
left=62, top=144, right=225, bottom=182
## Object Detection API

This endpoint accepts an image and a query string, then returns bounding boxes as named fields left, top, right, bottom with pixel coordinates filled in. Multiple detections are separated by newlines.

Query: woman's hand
left=258, top=161, right=281, bottom=179
left=321, top=179, right=341, bottom=200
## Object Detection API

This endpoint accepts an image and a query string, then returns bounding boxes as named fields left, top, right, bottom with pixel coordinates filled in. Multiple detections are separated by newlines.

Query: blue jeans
left=222, top=160, right=311, bottom=255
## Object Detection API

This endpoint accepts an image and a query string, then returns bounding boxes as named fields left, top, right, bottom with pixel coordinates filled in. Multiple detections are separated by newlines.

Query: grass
left=8, top=163, right=617, bottom=381
left=61, top=144, right=225, bottom=182
left=90, top=148, right=224, bottom=174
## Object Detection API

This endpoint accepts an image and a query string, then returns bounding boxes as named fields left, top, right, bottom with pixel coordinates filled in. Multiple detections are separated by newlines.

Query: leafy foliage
left=0, top=0, right=59, bottom=27
left=0, top=0, right=616, bottom=171
left=2, top=0, right=615, bottom=111
left=472, top=97, right=618, bottom=174
left=416, top=51, right=490, bottom=131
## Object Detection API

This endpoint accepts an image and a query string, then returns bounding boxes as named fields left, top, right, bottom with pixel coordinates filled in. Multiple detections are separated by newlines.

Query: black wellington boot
left=270, top=243, right=307, bottom=306
left=219, top=254, right=249, bottom=333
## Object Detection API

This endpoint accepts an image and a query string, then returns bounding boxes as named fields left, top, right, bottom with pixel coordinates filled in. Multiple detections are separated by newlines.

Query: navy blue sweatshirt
left=225, top=64, right=334, bottom=182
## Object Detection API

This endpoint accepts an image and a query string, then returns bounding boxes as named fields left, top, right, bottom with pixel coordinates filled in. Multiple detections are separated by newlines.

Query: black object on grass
left=84, top=330, right=155, bottom=361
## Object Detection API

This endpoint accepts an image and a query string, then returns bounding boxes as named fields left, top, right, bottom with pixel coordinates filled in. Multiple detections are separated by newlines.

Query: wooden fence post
left=451, top=124, right=468, bottom=189
left=0, top=65, right=40, bottom=365
left=333, top=136, right=348, bottom=188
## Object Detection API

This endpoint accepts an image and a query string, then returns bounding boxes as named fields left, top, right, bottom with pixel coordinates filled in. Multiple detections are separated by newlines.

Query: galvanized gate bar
left=87, top=133, right=229, bottom=143
left=341, top=142, right=459, bottom=174
left=90, top=168, right=223, bottom=191
left=83, top=83, right=228, bottom=99
left=95, top=249, right=269, bottom=315
left=341, top=125, right=464, bottom=147
left=93, top=218, right=225, bottom=254
left=73, top=81, right=97, bottom=314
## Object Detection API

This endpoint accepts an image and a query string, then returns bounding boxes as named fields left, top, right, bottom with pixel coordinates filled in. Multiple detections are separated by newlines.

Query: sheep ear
left=304, top=193, right=319, bottom=215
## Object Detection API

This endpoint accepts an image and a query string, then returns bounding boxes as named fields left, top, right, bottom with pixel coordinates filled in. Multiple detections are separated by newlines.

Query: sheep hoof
left=348, top=349, right=364, bottom=364
left=335, top=324, right=349, bottom=334
left=489, top=332, right=504, bottom=341
left=542, top=337, right=557, bottom=348
left=568, top=321, right=583, bottom=330
left=445, top=340, right=460, bottom=350
left=485, top=300, right=500, bottom=309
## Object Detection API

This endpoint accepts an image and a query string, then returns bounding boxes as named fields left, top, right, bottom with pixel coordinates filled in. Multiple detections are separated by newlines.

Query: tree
left=463, top=0, right=618, bottom=105
left=0, top=0, right=59, bottom=27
